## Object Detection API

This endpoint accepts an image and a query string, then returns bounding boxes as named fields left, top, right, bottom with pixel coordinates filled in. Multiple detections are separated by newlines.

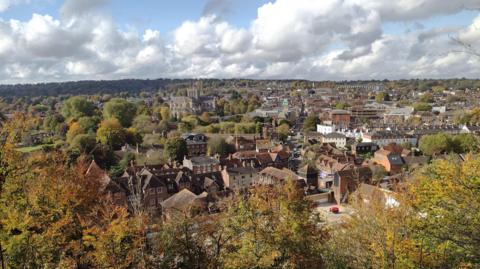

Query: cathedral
left=169, top=81, right=216, bottom=118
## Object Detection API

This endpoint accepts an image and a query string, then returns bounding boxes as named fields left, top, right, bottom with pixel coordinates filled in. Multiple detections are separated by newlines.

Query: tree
left=0, top=111, right=5, bottom=126
left=200, top=112, right=211, bottom=124
left=419, top=133, right=479, bottom=156
left=413, top=102, right=432, bottom=112
left=451, top=133, right=479, bottom=154
left=66, top=122, right=86, bottom=143
left=132, top=114, right=155, bottom=134
left=230, top=90, right=241, bottom=100
left=375, top=92, right=386, bottom=103
left=103, top=98, right=137, bottom=127
left=303, top=114, right=319, bottom=132
left=277, top=123, right=290, bottom=141
left=418, top=133, right=451, bottom=156
left=125, top=127, right=142, bottom=146
left=83, top=206, right=147, bottom=269
left=155, top=106, right=171, bottom=122
left=163, top=137, right=187, bottom=162
left=0, top=147, right=103, bottom=268
left=207, top=136, right=234, bottom=156
left=62, top=96, right=95, bottom=120
left=419, top=92, right=434, bottom=103
left=154, top=212, right=209, bottom=269
left=221, top=181, right=327, bottom=268
left=409, top=156, right=480, bottom=266
left=43, top=113, right=64, bottom=132
left=77, top=116, right=100, bottom=133
left=96, top=118, right=127, bottom=150
left=70, top=133, right=97, bottom=153
left=0, top=117, right=146, bottom=267
left=325, top=190, right=416, bottom=269
left=335, top=101, right=349, bottom=109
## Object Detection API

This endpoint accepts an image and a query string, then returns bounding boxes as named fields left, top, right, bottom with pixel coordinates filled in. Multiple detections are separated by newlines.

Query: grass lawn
left=16, top=144, right=52, bottom=153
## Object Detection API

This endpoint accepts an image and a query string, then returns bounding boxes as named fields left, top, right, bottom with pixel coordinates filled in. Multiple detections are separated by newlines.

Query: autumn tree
left=0, top=116, right=148, bottom=268
left=325, top=190, right=417, bottom=269
left=409, top=156, right=480, bottom=267
left=82, top=206, right=148, bottom=268
left=66, top=121, right=85, bottom=143
left=221, top=181, right=327, bottom=268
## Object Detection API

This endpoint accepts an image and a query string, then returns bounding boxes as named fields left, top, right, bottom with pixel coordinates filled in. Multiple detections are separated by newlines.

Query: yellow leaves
left=66, top=121, right=84, bottom=143
left=81, top=205, right=146, bottom=269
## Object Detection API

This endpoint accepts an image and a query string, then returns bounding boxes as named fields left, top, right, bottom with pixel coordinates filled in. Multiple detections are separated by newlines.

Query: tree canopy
left=303, top=114, right=319, bottom=132
left=96, top=118, right=127, bottom=150
left=62, top=96, right=95, bottom=120
left=103, top=98, right=137, bottom=127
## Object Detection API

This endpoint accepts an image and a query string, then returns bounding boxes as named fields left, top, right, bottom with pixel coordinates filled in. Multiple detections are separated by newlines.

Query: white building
left=221, top=166, right=258, bottom=191
left=362, top=131, right=417, bottom=147
left=321, top=132, right=347, bottom=148
left=317, top=124, right=335, bottom=134
left=432, top=106, right=446, bottom=114
left=317, top=123, right=362, bottom=139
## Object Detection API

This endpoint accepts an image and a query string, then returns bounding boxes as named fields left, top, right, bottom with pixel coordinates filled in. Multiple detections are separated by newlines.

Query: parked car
left=329, top=206, right=339, bottom=214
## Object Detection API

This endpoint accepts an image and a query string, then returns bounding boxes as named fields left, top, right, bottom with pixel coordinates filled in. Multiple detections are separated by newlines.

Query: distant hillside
left=0, top=79, right=192, bottom=97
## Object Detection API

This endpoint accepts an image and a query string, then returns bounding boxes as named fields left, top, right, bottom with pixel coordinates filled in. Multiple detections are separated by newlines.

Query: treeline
left=2, top=78, right=480, bottom=98
left=0, top=79, right=186, bottom=97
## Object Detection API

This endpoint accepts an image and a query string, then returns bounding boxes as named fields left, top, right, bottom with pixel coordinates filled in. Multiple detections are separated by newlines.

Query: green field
left=16, top=144, right=53, bottom=153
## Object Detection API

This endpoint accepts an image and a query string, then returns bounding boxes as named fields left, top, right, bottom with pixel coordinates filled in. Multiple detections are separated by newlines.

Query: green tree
left=230, top=90, right=241, bottom=100
left=103, top=98, right=137, bottom=127
left=77, top=116, right=101, bottom=133
left=335, top=101, right=349, bottom=109
left=163, top=137, right=188, bottom=162
left=451, top=133, right=479, bottom=153
left=96, top=118, right=127, bottom=150
left=375, top=92, right=386, bottom=103
left=132, top=114, right=155, bottom=134
left=418, top=133, right=451, bottom=156
left=207, top=136, right=234, bottom=156
left=277, top=123, right=290, bottom=141
left=413, top=102, right=432, bottom=112
left=43, top=113, right=64, bottom=132
left=62, top=96, right=95, bottom=120
left=303, top=114, right=319, bottom=132
left=70, top=133, right=97, bottom=153
left=419, top=92, right=434, bottom=103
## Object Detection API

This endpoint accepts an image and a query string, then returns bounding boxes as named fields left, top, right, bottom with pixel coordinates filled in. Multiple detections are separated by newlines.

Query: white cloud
left=0, top=0, right=30, bottom=13
left=60, top=0, right=108, bottom=18
left=0, top=0, right=479, bottom=83
left=349, top=0, right=480, bottom=21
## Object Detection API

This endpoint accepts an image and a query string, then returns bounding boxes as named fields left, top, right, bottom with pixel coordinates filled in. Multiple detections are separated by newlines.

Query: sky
left=0, top=0, right=479, bottom=83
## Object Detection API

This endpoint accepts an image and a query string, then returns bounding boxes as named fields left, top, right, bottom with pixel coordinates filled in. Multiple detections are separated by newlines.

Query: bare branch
left=450, top=35, right=480, bottom=58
